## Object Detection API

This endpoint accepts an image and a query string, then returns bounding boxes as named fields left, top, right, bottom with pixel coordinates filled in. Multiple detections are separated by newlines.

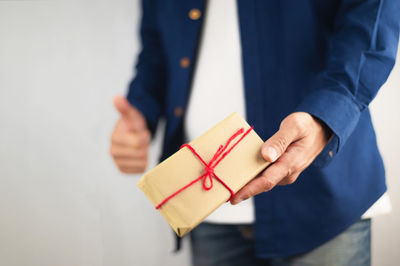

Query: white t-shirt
left=184, top=0, right=391, bottom=223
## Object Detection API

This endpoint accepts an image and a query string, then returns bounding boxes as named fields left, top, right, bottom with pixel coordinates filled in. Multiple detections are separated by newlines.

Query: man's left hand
left=231, top=112, right=331, bottom=205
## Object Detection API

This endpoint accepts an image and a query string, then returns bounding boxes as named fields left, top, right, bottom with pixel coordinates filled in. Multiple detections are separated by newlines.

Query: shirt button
left=180, top=57, right=190, bottom=68
left=174, top=107, right=184, bottom=117
left=188, top=8, right=201, bottom=20
left=329, top=151, right=333, bottom=158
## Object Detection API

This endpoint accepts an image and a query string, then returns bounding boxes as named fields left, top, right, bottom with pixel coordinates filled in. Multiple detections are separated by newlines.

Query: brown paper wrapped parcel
left=137, top=112, right=269, bottom=237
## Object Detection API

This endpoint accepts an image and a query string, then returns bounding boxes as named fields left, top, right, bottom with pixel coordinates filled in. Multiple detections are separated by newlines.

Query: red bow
left=155, top=126, right=253, bottom=209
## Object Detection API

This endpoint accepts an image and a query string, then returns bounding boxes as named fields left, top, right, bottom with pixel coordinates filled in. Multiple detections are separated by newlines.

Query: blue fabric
left=127, top=0, right=400, bottom=258
left=190, top=220, right=371, bottom=266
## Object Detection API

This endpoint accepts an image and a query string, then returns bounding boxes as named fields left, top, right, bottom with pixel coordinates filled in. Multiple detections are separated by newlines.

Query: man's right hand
left=110, top=95, right=150, bottom=174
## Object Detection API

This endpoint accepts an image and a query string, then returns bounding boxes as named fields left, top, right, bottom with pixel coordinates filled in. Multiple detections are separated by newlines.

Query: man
left=110, top=0, right=399, bottom=265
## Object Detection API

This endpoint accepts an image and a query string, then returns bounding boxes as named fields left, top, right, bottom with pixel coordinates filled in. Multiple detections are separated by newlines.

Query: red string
left=155, top=126, right=254, bottom=209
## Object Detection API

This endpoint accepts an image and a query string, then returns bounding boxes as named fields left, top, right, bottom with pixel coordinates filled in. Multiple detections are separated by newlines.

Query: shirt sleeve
left=126, top=0, right=166, bottom=136
left=295, top=0, right=400, bottom=167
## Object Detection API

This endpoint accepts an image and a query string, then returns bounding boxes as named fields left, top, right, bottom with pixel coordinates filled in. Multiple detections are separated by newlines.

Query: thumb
left=113, top=95, right=146, bottom=132
left=262, top=123, right=300, bottom=163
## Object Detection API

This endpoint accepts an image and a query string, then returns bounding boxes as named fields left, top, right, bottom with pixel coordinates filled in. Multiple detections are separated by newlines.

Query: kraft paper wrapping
left=137, top=112, right=269, bottom=237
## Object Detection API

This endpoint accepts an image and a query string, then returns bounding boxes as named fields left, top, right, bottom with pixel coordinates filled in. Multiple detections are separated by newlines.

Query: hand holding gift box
left=137, top=112, right=270, bottom=236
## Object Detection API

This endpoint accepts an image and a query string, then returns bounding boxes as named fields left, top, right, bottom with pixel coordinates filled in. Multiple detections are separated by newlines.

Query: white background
left=0, top=1, right=398, bottom=265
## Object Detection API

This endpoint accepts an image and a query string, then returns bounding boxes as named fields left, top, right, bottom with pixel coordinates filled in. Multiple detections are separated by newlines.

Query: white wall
left=370, top=55, right=400, bottom=265
left=0, top=1, right=398, bottom=265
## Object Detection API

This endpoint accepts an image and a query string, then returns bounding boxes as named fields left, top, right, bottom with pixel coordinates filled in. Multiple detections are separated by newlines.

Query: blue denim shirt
left=127, top=0, right=400, bottom=258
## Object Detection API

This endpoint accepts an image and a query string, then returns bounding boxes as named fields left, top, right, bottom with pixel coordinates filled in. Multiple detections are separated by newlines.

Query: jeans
left=190, top=219, right=371, bottom=266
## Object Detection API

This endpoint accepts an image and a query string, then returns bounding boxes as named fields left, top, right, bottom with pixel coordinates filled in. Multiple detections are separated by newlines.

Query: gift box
left=137, top=112, right=269, bottom=237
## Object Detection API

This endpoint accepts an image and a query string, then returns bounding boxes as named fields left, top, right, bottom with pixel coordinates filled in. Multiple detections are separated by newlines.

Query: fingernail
left=231, top=196, right=247, bottom=205
left=231, top=199, right=241, bottom=205
left=263, top=146, right=278, bottom=162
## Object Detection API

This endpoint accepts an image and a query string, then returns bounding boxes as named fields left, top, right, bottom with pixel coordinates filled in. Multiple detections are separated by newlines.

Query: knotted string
left=155, top=126, right=254, bottom=209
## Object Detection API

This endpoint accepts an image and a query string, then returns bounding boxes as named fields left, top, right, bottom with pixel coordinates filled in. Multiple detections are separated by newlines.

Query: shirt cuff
left=126, top=92, right=160, bottom=137
left=295, top=88, right=361, bottom=167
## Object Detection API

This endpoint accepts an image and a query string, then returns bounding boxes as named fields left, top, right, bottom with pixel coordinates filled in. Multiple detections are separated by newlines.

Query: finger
left=230, top=162, right=288, bottom=205
left=114, top=158, right=147, bottom=169
left=261, top=121, right=302, bottom=163
left=278, top=172, right=300, bottom=186
left=231, top=146, right=305, bottom=205
left=119, top=166, right=147, bottom=174
left=113, top=95, right=146, bottom=132
left=110, top=145, right=148, bottom=159
left=111, top=130, right=150, bottom=148
left=270, top=145, right=306, bottom=186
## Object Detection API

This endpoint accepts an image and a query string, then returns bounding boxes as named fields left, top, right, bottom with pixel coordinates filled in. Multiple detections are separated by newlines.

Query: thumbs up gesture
left=110, top=95, right=150, bottom=173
